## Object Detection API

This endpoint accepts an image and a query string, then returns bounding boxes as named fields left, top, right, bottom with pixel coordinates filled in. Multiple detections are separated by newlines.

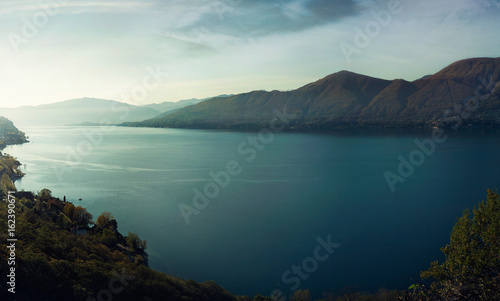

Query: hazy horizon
left=1, top=55, right=498, bottom=109
left=1, top=0, right=499, bottom=108
left=0, top=95, right=214, bottom=109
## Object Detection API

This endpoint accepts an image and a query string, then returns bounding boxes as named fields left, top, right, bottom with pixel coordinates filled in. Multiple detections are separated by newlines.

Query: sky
left=0, top=0, right=499, bottom=108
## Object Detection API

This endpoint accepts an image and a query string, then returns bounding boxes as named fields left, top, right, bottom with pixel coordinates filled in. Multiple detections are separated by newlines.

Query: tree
left=1, top=173, right=15, bottom=192
left=72, top=206, right=93, bottom=227
left=252, top=295, right=272, bottom=301
left=289, top=290, right=310, bottom=301
left=126, top=232, right=147, bottom=250
left=96, top=212, right=115, bottom=229
left=419, top=189, right=500, bottom=298
left=38, top=188, right=52, bottom=202
left=63, top=203, right=75, bottom=218
left=99, top=228, right=118, bottom=247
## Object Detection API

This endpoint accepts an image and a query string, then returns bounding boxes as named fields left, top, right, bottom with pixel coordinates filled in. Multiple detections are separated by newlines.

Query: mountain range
left=1, top=58, right=499, bottom=129
left=123, top=57, right=500, bottom=130
left=0, top=97, right=215, bottom=126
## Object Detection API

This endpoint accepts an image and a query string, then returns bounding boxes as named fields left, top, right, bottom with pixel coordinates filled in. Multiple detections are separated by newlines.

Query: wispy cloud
left=278, top=0, right=315, bottom=20
left=152, top=0, right=359, bottom=52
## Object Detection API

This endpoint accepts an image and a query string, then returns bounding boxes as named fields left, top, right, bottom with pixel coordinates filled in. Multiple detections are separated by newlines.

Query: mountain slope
left=124, top=57, right=500, bottom=130
left=125, top=71, right=392, bottom=128
left=143, top=95, right=232, bottom=113
left=143, top=98, right=205, bottom=113
left=361, top=79, right=417, bottom=117
left=400, top=58, right=500, bottom=119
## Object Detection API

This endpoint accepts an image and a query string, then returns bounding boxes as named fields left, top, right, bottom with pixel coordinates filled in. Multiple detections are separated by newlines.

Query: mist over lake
left=6, top=126, right=500, bottom=297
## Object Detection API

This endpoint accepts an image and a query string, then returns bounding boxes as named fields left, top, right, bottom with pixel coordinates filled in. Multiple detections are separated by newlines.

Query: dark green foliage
left=0, top=173, right=15, bottom=192
left=320, top=288, right=401, bottom=301
left=97, top=228, right=119, bottom=247
left=400, top=190, right=500, bottom=300
left=0, top=154, right=23, bottom=194
left=0, top=116, right=27, bottom=149
left=0, top=193, right=240, bottom=301
left=126, top=232, right=147, bottom=250
left=37, top=188, right=52, bottom=202
left=422, top=189, right=500, bottom=280
left=0, top=117, right=27, bottom=195
left=64, top=203, right=75, bottom=219
left=289, top=289, right=311, bottom=301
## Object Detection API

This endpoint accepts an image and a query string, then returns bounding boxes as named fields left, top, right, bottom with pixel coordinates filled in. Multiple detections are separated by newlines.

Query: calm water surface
left=5, top=126, right=500, bottom=297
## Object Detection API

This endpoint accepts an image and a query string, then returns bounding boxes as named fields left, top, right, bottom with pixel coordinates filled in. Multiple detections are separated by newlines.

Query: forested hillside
left=123, top=57, right=500, bottom=130
left=0, top=189, right=243, bottom=301
left=0, top=117, right=27, bottom=149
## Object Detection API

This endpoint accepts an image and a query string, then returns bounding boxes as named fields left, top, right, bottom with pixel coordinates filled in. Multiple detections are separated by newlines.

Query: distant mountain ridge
left=0, top=97, right=215, bottom=126
left=0, top=98, right=160, bottom=126
left=123, top=57, right=500, bottom=130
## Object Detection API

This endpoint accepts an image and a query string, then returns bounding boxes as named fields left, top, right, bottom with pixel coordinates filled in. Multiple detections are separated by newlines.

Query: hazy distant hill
left=0, top=97, right=229, bottom=126
left=124, top=57, right=500, bottom=130
left=0, top=98, right=163, bottom=126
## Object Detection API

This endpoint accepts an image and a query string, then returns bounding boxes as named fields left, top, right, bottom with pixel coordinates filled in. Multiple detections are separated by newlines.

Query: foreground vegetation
left=0, top=116, right=27, bottom=150
left=265, top=190, right=500, bottom=301
left=400, top=190, right=500, bottom=301
left=0, top=116, right=27, bottom=193
left=0, top=189, right=245, bottom=301
left=0, top=154, right=22, bottom=193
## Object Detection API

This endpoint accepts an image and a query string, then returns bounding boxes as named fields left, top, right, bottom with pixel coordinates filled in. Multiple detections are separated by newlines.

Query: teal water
left=5, top=126, right=500, bottom=297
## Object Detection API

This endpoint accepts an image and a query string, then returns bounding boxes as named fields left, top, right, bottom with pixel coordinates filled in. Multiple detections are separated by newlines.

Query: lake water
left=5, top=126, right=500, bottom=298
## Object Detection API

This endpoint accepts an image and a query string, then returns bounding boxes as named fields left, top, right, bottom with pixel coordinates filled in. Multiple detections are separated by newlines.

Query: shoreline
left=0, top=152, right=26, bottom=193
left=0, top=141, right=28, bottom=186
left=119, top=120, right=500, bottom=133
left=1, top=138, right=152, bottom=267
